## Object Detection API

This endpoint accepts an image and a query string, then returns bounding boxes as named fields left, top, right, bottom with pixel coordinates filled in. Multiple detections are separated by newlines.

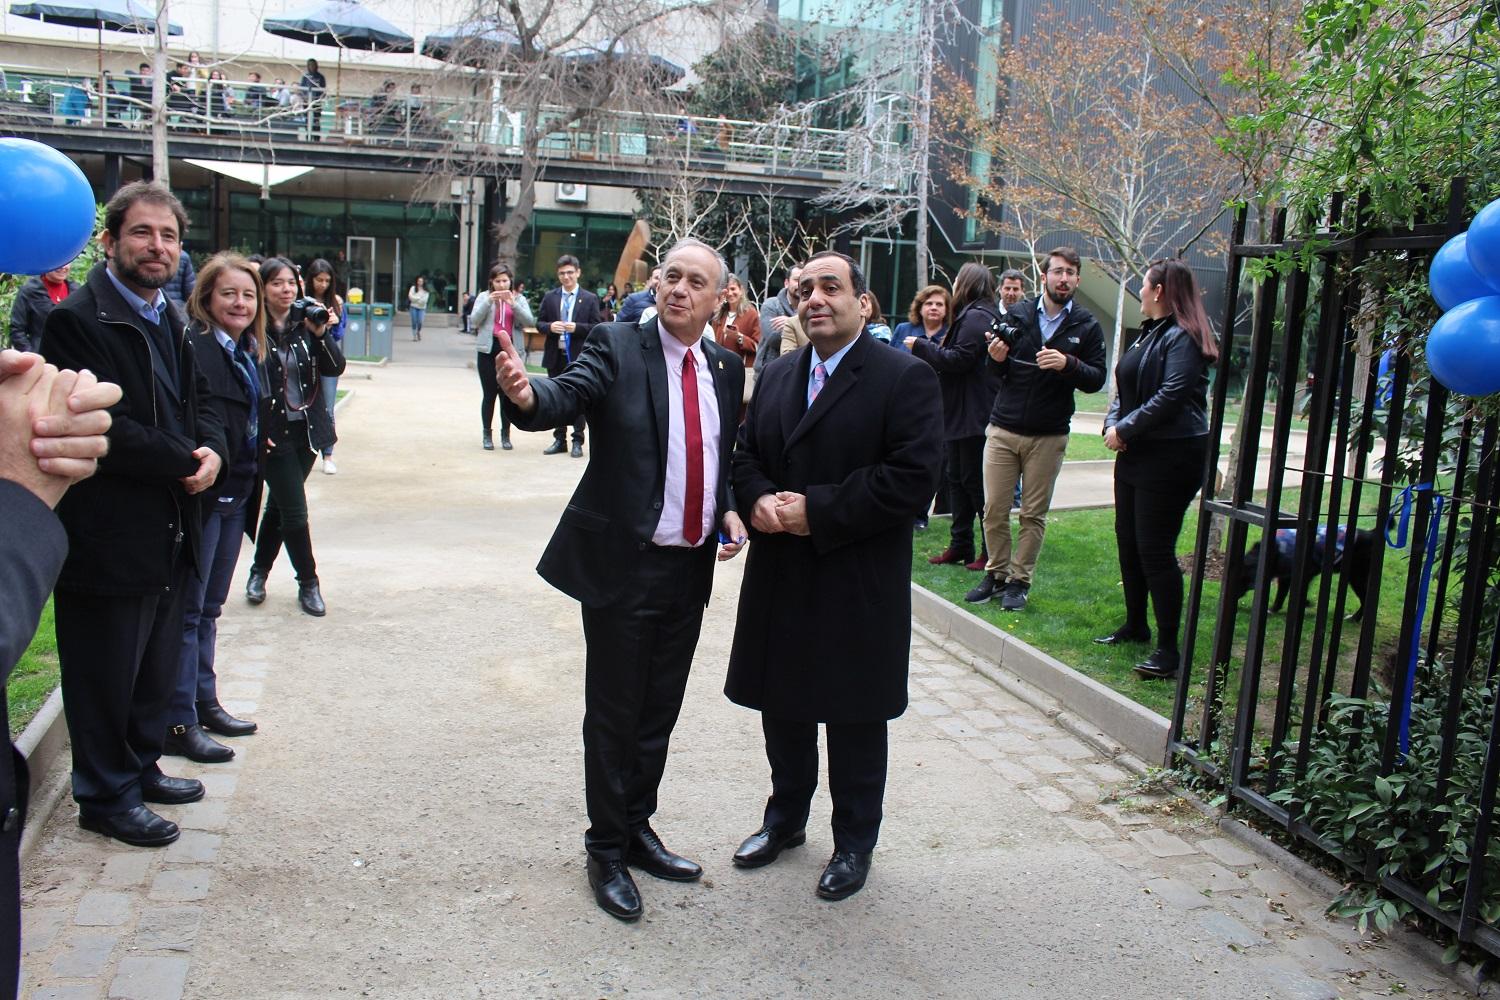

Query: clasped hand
left=0, top=349, right=122, bottom=508
left=750, top=491, right=809, bottom=536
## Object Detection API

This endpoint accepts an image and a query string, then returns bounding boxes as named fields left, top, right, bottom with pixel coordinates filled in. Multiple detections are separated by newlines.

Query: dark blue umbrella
left=9, top=0, right=181, bottom=32
left=560, top=40, right=684, bottom=84
left=10, top=0, right=182, bottom=99
left=420, top=21, right=520, bottom=66
left=263, top=0, right=413, bottom=52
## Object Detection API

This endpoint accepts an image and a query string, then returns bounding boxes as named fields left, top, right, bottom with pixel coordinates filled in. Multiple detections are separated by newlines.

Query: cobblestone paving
left=903, top=624, right=1464, bottom=1000
left=18, top=623, right=261, bottom=1000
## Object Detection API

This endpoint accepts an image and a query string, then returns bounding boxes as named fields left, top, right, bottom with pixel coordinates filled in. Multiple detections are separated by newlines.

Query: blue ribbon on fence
left=1385, top=482, right=1446, bottom=755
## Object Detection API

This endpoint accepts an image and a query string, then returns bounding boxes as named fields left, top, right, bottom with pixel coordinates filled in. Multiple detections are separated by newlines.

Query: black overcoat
left=908, top=298, right=1001, bottom=441
left=40, top=263, right=229, bottom=596
left=726, top=332, right=943, bottom=723
left=505, top=318, right=745, bottom=609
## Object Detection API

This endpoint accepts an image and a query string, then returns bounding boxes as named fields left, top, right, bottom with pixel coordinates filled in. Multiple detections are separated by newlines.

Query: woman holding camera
left=168, top=254, right=268, bottom=763
left=1099, top=259, right=1217, bottom=680
left=471, top=263, right=535, bottom=451
left=908, top=263, right=1002, bottom=572
left=245, top=257, right=346, bottom=617
left=306, top=258, right=344, bottom=474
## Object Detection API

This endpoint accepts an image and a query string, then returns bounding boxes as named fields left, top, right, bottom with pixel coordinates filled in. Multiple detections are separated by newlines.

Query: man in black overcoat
left=726, top=250, right=943, bottom=901
left=0, top=348, right=120, bottom=1000
left=41, top=181, right=229, bottom=850
left=498, top=238, right=747, bottom=921
left=534, top=253, right=602, bottom=457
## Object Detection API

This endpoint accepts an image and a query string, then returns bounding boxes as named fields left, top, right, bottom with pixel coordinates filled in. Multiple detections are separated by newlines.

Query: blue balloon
left=1469, top=198, right=1500, bottom=291
left=0, top=139, right=95, bottom=275
left=1430, top=232, right=1499, bottom=311
left=1427, top=295, right=1500, bottom=397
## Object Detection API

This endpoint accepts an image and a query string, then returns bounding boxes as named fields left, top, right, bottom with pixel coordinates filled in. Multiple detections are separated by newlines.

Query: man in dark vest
left=726, top=250, right=942, bottom=901
left=42, top=181, right=229, bottom=849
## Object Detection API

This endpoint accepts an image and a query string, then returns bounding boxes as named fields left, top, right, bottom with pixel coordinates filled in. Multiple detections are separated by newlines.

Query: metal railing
left=1173, top=182, right=1500, bottom=956
left=0, top=63, right=870, bottom=179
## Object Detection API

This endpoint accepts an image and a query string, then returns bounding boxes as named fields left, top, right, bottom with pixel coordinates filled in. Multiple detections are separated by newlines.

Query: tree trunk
left=912, top=0, right=937, bottom=290
left=1107, top=273, right=1127, bottom=399
left=494, top=111, right=543, bottom=266
left=151, top=0, right=170, bottom=185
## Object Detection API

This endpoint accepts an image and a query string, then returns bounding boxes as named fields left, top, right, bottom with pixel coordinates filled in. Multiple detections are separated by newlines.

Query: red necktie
left=682, top=349, right=703, bottom=545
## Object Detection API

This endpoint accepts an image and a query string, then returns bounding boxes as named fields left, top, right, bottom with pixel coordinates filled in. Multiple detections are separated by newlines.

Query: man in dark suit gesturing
left=498, top=238, right=748, bottom=921
left=534, top=254, right=601, bottom=457
left=726, top=250, right=942, bottom=901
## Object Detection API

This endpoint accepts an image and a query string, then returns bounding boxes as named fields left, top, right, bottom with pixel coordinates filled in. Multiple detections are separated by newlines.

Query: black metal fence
left=1171, top=182, right=1500, bottom=954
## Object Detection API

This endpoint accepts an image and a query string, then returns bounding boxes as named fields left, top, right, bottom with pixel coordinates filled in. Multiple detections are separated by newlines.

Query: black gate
left=1171, top=182, right=1500, bottom=953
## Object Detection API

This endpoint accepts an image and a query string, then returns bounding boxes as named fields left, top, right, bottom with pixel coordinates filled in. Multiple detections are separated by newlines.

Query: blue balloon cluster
left=1428, top=199, right=1500, bottom=396
left=0, top=138, right=95, bottom=276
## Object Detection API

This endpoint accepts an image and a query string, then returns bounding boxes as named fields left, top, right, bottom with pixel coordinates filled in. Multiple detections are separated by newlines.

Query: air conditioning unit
left=556, top=182, right=588, bottom=204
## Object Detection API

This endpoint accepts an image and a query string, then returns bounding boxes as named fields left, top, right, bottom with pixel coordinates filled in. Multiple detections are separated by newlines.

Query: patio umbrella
left=420, top=21, right=520, bottom=68
left=560, top=40, right=684, bottom=86
left=10, top=0, right=182, bottom=95
left=263, top=0, right=414, bottom=96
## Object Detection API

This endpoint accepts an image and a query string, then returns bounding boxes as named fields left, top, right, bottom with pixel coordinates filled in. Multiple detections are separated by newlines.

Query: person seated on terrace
left=243, top=72, right=269, bottom=116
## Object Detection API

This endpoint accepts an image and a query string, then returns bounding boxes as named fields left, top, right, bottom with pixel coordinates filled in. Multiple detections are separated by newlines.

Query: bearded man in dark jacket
left=41, top=181, right=228, bottom=849
left=966, top=247, right=1106, bottom=612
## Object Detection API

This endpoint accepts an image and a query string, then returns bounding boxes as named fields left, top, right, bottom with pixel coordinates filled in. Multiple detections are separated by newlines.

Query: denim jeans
left=409, top=307, right=426, bottom=333
left=320, top=373, right=338, bottom=457
left=173, top=499, right=248, bottom=726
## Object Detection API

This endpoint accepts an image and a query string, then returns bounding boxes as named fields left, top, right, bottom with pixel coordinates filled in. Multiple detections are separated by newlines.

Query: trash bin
left=369, top=303, right=394, bottom=360
left=342, top=303, right=370, bottom=357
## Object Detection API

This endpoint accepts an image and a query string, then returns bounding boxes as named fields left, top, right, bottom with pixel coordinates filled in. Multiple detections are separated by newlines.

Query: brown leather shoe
left=927, top=548, right=969, bottom=566
left=964, top=556, right=988, bottom=571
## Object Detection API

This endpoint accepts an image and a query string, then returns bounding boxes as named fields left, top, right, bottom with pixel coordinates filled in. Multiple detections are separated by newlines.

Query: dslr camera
left=289, top=297, right=331, bottom=328
left=987, top=316, right=1022, bottom=348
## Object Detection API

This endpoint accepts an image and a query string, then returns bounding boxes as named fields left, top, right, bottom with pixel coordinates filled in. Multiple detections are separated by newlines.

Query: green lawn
left=916, top=494, right=1413, bottom=725
left=1063, top=434, right=1114, bottom=462
left=9, top=600, right=58, bottom=738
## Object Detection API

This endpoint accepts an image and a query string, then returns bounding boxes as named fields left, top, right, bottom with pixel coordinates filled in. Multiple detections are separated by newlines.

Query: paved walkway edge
left=911, top=584, right=1490, bottom=996
left=16, top=687, right=68, bottom=863
left=910, top=583, right=1170, bottom=764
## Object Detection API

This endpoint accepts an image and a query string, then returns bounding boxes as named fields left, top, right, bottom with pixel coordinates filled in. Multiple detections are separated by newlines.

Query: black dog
left=1234, top=526, right=1379, bottom=622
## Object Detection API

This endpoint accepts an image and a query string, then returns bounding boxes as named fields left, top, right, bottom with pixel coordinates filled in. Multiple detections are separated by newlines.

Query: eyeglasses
left=1047, top=267, right=1079, bottom=277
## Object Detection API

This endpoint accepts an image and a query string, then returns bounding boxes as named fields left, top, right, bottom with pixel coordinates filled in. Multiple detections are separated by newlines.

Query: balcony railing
left=0, top=63, right=873, bottom=181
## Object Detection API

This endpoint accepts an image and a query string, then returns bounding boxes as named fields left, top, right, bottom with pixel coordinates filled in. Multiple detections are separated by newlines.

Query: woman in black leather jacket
left=1099, top=259, right=1217, bottom=680
left=908, top=263, right=1001, bottom=569
left=245, top=257, right=346, bottom=617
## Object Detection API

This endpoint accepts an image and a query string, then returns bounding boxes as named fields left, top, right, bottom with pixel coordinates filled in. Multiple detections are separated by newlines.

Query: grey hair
left=999, top=268, right=1026, bottom=285
left=663, top=237, right=730, bottom=291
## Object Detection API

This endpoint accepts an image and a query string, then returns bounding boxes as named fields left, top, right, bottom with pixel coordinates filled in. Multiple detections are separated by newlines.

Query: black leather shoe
left=163, top=724, right=234, bottom=763
left=570, top=441, right=583, bottom=458
left=816, top=850, right=872, bottom=901
left=197, top=700, right=256, bottom=737
left=626, top=826, right=702, bottom=882
left=79, top=806, right=179, bottom=847
left=1094, top=626, right=1151, bottom=646
left=543, top=440, right=567, bottom=455
left=732, top=825, right=807, bottom=869
left=500, top=432, right=513, bottom=451
left=297, top=580, right=326, bottom=617
left=1134, top=648, right=1180, bottom=680
left=965, top=574, right=1003, bottom=604
left=140, top=772, right=205, bottom=805
left=482, top=430, right=494, bottom=451
left=245, top=567, right=267, bottom=605
left=586, top=857, right=643, bottom=921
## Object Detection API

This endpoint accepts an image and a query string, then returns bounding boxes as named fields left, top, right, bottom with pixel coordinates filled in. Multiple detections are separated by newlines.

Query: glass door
left=346, top=236, right=376, bottom=301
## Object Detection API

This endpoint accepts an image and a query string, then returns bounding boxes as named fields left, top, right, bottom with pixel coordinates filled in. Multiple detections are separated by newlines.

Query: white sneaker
left=322, top=456, right=338, bottom=475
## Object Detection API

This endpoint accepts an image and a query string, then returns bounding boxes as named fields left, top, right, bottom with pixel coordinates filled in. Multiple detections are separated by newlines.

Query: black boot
left=245, top=566, right=268, bottom=605
left=1133, top=648, right=1179, bottom=680
left=297, top=578, right=327, bottom=617
left=482, top=430, right=494, bottom=451
left=500, top=431, right=512, bottom=450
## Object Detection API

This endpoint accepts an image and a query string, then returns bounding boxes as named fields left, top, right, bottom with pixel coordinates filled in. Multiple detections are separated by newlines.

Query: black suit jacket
left=189, top=324, right=270, bottom=546
left=506, top=318, right=745, bottom=609
left=726, top=333, right=943, bottom=723
left=537, top=286, right=602, bottom=374
left=41, top=264, right=229, bottom=595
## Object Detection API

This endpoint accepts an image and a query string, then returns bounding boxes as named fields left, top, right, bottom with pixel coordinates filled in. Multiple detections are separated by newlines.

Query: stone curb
left=910, top=583, right=1170, bottom=764
left=345, top=357, right=388, bottom=369
left=16, top=687, right=69, bottom=863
